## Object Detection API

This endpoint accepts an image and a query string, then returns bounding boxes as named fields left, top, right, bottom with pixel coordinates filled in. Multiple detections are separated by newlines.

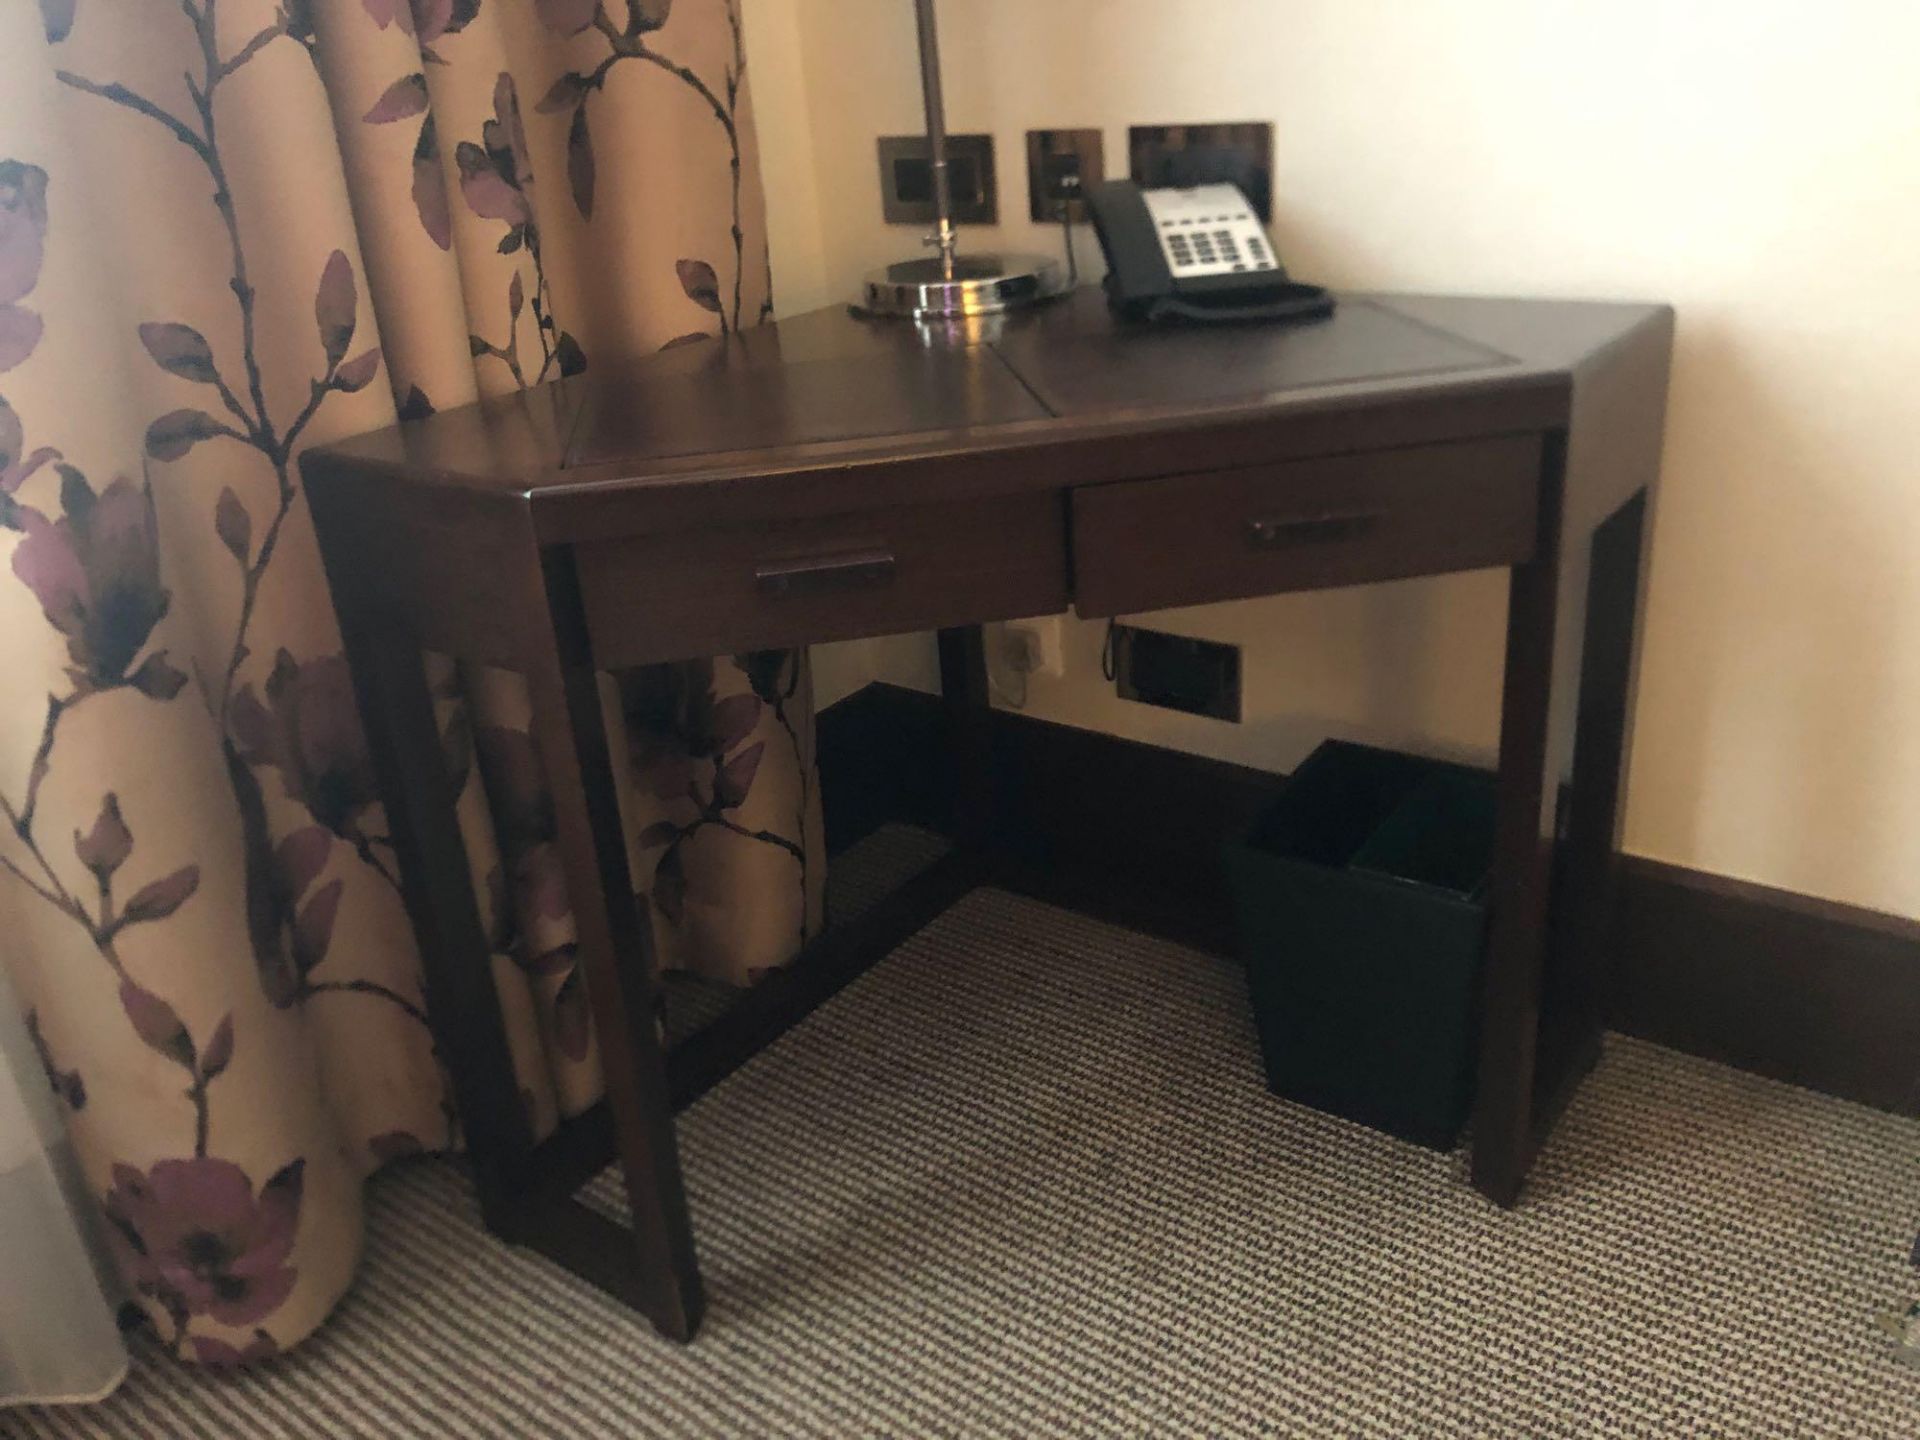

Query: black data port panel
left=1113, top=624, right=1242, bottom=722
left=1128, top=122, right=1275, bottom=221
left=878, top=134, right=998, bottom=225
left=1026, top=128, right=1105, bottom=223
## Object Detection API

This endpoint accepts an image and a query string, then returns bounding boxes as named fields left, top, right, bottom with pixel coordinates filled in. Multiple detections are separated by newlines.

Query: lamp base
left=861, top=252, right=1065, bottom=319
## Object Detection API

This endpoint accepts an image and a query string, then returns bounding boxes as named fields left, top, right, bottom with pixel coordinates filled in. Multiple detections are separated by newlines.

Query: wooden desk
left=303, top=289, right=1673, bottom=1342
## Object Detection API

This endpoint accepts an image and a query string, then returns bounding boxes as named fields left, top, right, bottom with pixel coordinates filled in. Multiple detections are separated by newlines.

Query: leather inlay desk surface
left=988, top=295, right=1516, bottom=416
left=564, top=343, right=1051, bottom=468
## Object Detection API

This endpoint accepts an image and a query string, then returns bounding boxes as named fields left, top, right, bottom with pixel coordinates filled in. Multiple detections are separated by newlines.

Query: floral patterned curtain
left=0, top=0, right=821, bottom=1367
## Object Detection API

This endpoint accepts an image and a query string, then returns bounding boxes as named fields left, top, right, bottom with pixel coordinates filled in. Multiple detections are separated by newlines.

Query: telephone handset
left=1085, top=180, right=1335, bottom=327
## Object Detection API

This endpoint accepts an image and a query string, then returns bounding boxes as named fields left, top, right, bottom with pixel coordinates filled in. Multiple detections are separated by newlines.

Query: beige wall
left=745, top=0, right=1920, bottom=921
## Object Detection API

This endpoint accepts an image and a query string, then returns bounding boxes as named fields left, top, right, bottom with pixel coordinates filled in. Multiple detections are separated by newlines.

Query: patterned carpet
left=13, top=831, right=1920, bottom=1438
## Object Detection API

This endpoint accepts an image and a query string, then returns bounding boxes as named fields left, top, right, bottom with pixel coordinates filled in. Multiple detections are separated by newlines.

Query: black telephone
left=1085, top=180, right=1334, bottom=326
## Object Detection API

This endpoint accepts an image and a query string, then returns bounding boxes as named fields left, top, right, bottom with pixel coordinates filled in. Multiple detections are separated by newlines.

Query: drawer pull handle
left=754, top=547, right=897, bottom=596
left=1246, top=511, right=1383, bottom=548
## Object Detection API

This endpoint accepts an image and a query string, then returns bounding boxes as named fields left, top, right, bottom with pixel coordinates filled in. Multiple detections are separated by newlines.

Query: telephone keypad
left=1143, top=183, right=1280, bottom=279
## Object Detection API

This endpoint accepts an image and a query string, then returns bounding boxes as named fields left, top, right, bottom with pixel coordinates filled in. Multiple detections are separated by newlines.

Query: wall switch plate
left=878, top=133, right=998, bottom=225
left=1025, top=129, right=1105, bottom=223
left=1128, top=122, right=1275, bottom=221
left=1112, top=624, right=1241, bottom=722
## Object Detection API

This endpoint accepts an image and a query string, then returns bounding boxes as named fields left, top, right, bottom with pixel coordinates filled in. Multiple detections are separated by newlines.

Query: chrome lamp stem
left=914, top=0, right=959, bottom=279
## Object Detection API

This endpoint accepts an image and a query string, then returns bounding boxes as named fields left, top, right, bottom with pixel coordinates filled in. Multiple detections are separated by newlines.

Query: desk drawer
left=575, top=491, right=1068, bottom=668
left=1071, top=434, right=1542, bottom=618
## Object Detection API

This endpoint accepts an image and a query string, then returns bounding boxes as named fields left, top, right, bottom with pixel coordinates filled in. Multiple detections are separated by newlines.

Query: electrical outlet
left=1003, top=616, right=1066, bottom=678
left=1025, top=129, right=1105, bottom=223
left=878, top=133, right=998, bottom=225
left=1128, top=122, right=1275, bottom=220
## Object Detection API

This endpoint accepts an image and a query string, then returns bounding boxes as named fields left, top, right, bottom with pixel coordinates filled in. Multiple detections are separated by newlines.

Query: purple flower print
left=361, top=78, right=453, bottom=252
left=737, top=648, right=802, bottom=707
left=412, top=117, right=453, bottom=248
left=552, top=964, right=592, bottom=1061
left=457, top=74, right=535, bottom=228
left=231, top=649, right=380, bottom=840
left=471, top=722, right=588, bottom=1055
left=282, top=0, right=318, bottom=53
left=363, top=74, right=429, bottom=125
left=0, top=160, right=49, bottom=373
left=38, top=0, right=76, bottom=45
left=536, top=1, right=754, bottom=328
left=472, top=723, right=570, bottom=925
left=354, top=1, right=472, bottom=241
left=10, top=471, right=184, bottom=697
left=0, top=161, right=46, bottom=303
left=103, top=1156, right=304, bottom=1328
left=735, top=649, right=810, bottom=946
left=619, top=659, right=761, bottom=802
left=0, top=305, right=40, bottom=375
left=457, top=73, right=588, bottom=384
left=620, top=658, right=806, bottom=942
left=1, top=396, right=58, bottom=508
left=74, top=791, right=133, bottom=878
left=546, top=0, right=671, bottom=37
left=26, top=1009, right=86, bottom=1110
left=532, top=0, right=670, bottom=218
left=535, top=0, right=599, bottom=37
left=362, top=0, right=478, bottom=54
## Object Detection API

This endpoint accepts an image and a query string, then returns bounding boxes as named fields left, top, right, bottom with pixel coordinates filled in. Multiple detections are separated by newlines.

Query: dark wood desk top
left=307, top=289, right=1668, bottom=545
left=305, top=283, right=1675, bottom=1337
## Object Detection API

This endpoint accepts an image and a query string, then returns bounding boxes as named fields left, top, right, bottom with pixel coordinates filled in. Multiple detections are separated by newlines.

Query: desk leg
left=1472, top=435, right=1566, bottom=1208
left=1547, top=489, right=1649, bottom=1080
left=340, top=621, right=534, bottom=1225
left=1473, top=465, right=1654, bottom=1206
left=937, top=626, right=993, bottom=848
left=529, top=551, right=704, bottom=1342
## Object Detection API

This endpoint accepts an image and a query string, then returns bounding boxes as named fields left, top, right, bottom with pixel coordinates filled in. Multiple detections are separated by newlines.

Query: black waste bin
left=1224, top=741, right=1496, bottom=1148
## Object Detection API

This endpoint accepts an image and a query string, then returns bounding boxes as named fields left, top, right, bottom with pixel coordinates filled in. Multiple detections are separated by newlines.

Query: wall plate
left=1128, top=121, right=1275, bottom=221
left=1025, top=128, right=1105, bottom=223
left=1113, top=624, right=1242, bottom=722
left=878, top=133, right=998, bottom=226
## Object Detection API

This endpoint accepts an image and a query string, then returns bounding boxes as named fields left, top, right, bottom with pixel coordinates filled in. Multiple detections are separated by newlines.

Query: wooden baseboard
left=1609, top=860, right=1920, bottom=1116
left=820, top=682, right=1281, bottom=957
left=818, top=682, right=1920, bottom=1118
